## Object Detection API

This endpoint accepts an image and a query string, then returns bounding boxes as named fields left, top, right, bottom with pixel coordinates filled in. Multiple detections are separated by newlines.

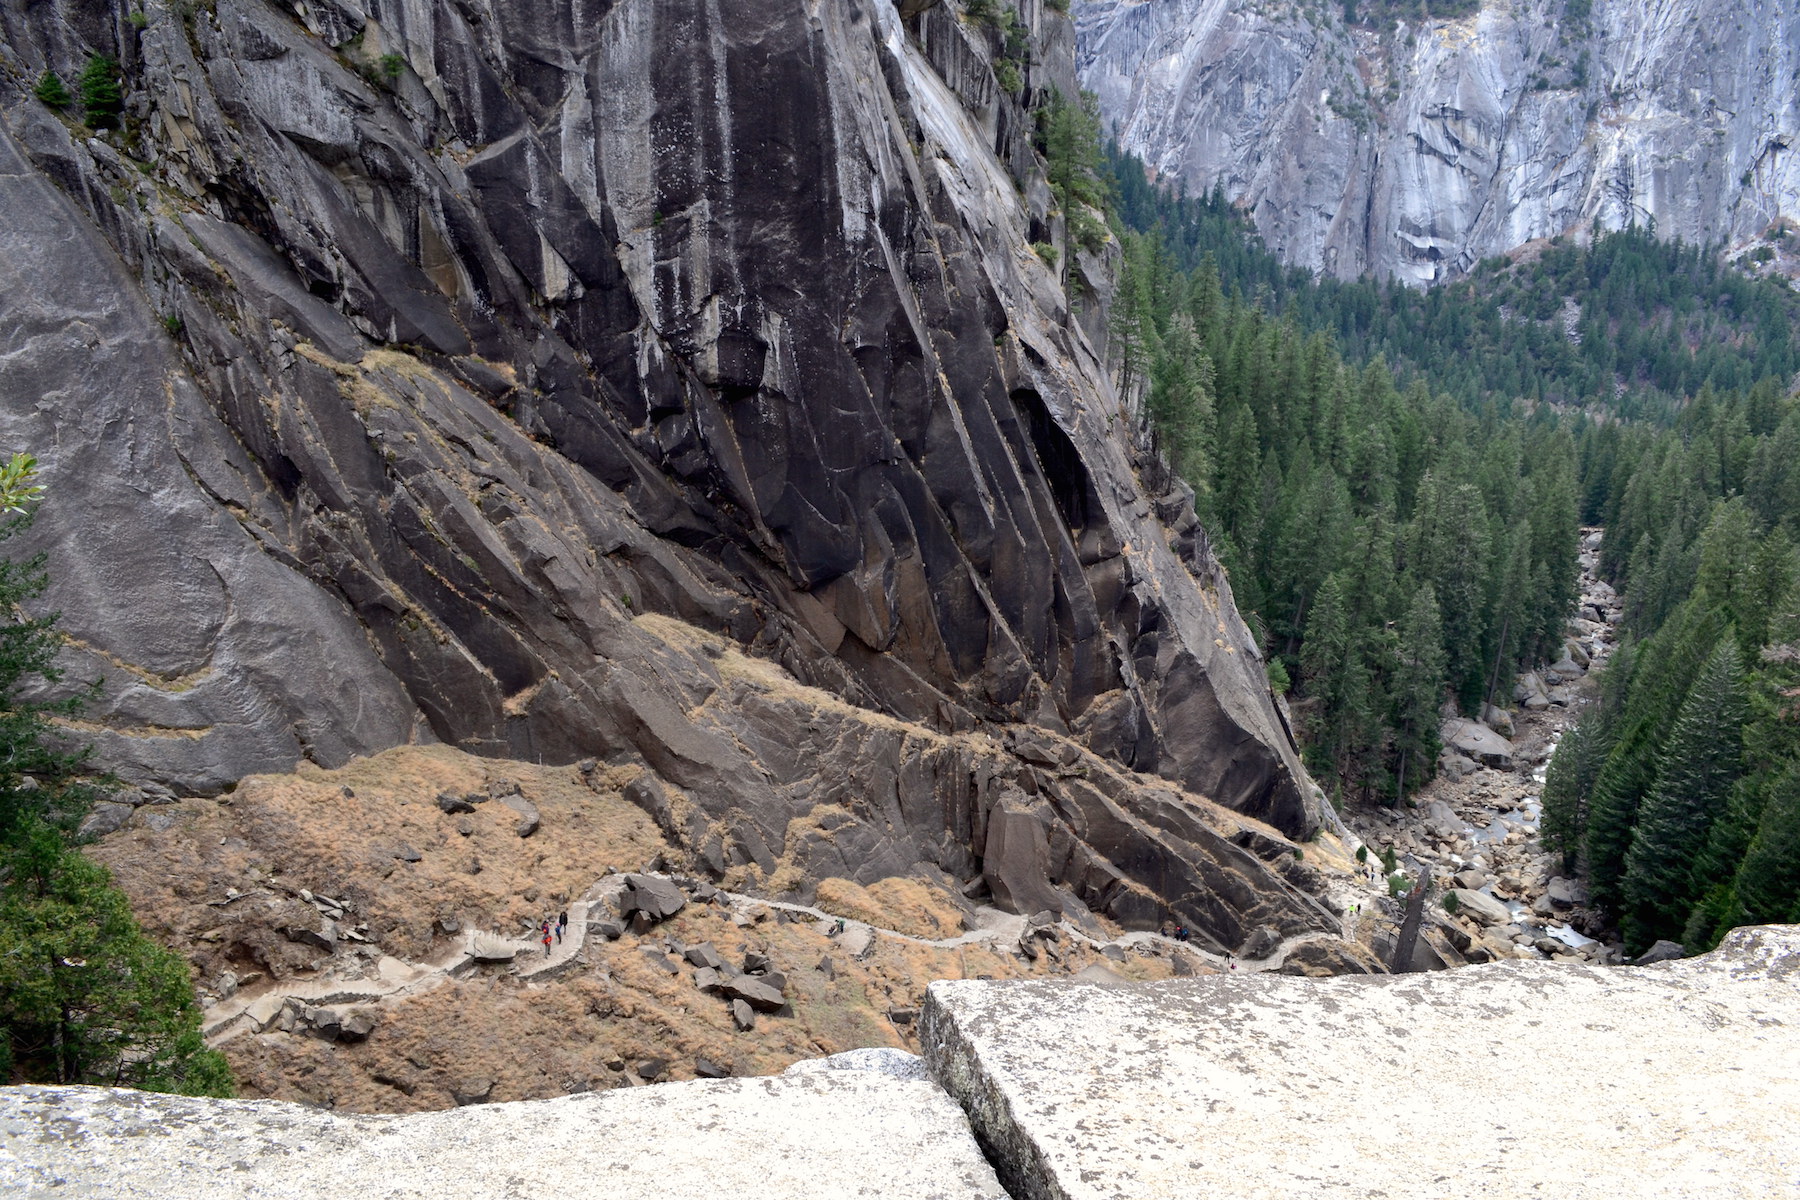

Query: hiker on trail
left=1175, top=926, right=1190, bottom=943
left=541, top=927, right=553, bottom=957
left=1227, top=956, right=1237, bottom=971
left=830, top=917, right=845, bottom=936
left=557, top=910, right=567, bottom=943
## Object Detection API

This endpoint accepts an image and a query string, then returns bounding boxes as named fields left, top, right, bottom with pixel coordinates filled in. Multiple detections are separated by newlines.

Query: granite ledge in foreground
left=921, top=924, right=1800, bottom=1200
left=0, top=1069, right=1008, bottom=1200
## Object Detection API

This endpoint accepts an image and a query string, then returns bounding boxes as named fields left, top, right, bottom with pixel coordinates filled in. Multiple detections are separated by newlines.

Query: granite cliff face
left=1076, top=0, right=1800, bottom=284
left=0, top=0, right=1340, bottom=947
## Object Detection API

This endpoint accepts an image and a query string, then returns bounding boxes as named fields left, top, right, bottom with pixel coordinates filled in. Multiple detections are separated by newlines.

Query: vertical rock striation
left=1076, top=0, right=1800, bottom=284
left=0, top=0, right=1338, bottom=941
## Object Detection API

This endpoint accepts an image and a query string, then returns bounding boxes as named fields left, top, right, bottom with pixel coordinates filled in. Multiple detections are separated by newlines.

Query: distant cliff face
left=1076, top=0, right=1800, bottom=284
left=0, top=0, right=1336, bottom=944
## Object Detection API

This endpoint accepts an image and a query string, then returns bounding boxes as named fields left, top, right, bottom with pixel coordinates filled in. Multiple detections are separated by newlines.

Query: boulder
left=1239, top=924, right=1281, bottom=960
left=694, top=1058, right=731, bottom=1079
left=731, top=999, right=756, bottom=1031
left=79, top=802, right=134, bottom=839
left=1438, top=751, right=1480, bottom=780
left=837, top=923, right=876, bottom=958
left=497, top=793, right=540, bottom=838
left=693, top=968, right=723, bottom=994
left=1420, top=801, right=1463, bottom=841
left=436, top=792, right=476, bottom=815
left=1633, top=940, right=1686, bottom=966
left=685, top=943, right=724, bottom=970
left=282, top=924, right=336, bottom=953
left=1446, top=889, right=1512, bottom=926
left=339, top=1011, right=378, bottom=1044
left=980, top=793, right=1068, bottom=919
left=1453, top=869, right=1489, bottom=891
left=721, top=976, right=787, bottom=1012
left=621, top=875, right=687, bottom=923
left=1441, top=719, right=1515, bottom=770
left=641, top=949, right=681, bottom=976
left=1514, top=672, right=1551, bottom=710
left=1545, top=877, right=1583, bottom=909
left=1480, top=704, right=1514, bottom=738
left=469, top=933, right=518, bottom=963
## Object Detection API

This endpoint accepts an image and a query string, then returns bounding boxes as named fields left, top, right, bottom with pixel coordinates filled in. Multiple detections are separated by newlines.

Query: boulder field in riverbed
left=1344, top=529, right=1623, bottom=970
left=6, top=925, right=1796, bottom=1199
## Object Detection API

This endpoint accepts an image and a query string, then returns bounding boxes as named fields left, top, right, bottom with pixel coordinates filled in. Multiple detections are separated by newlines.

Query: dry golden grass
left=91, top=743, right=1184, bottom=1113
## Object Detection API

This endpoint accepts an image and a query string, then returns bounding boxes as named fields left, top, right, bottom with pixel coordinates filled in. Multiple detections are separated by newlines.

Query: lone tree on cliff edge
left=0, top=454, right=231, bottom=1095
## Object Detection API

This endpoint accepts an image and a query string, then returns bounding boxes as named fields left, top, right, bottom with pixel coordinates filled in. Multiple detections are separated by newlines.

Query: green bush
left=1355, top=844, right=1368, bottom=864
left=1032, top=241, right=1059, bottom=268
left=1387, top=872, right=1408, bottom=897
left=963, top=0, right=1002, bottom=25
left=1267, top=657, right=1291, bottom=694
left=34, top=71, right=71, bottom=110
left=1442, top=891, right=1461, bottom=915
left=993, top=57, right=1022, bottom=95
left=0, top=471, right=231, bottom=1096
left=78, top=55, right=123, bottom=129
left=378, top=52, right=406, bottom=80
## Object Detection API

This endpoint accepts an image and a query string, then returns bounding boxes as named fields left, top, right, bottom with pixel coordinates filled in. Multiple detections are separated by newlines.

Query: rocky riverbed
left=1343, top=529, right=1629, bottom=969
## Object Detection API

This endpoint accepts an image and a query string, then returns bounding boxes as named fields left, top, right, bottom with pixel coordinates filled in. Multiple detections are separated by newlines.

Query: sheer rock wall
left=0, top=0, right=1331, bottom=942
left=1076, top=0, right=1800, bottom=284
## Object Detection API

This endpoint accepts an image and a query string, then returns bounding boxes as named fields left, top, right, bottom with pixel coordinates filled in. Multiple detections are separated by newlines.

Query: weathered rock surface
left=0, top=1072, right=1010, bottom=1199
left=1446, top=886, right=1512, bottom=926
left=0, top=0, right=1330, bottom=946
left=1076, top=0, right=1800, bottom=284
left=8, top=925, right=1798, bottom=1198
left=1441, top=717, right=1514, bottom=769
left=923, top=925, right=1800, bottom=1200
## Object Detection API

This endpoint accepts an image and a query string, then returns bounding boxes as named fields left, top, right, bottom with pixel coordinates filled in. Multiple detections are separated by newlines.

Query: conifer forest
left=1108, top=149, right=1800, bottom=951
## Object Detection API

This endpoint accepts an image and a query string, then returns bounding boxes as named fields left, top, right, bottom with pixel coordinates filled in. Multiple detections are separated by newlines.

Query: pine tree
left=1723, top=766, right=1800, bottom=927
left=0, top=473, right=230, bottom=1094
left=77, top=55, right=124, bottom=130
left=1388, top=583, right=1446, bottom=803
left=1619, top=640, right=1748, bottom=951
left=33, top=71, right=71, bottom=110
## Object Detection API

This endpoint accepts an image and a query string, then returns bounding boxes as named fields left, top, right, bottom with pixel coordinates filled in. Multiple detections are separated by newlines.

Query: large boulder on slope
left=1440, top=719, right=1514, bottom=770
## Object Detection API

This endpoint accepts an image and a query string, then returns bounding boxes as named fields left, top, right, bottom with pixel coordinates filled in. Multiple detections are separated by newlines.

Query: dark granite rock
left=0, top=0, right=1335, bottom=968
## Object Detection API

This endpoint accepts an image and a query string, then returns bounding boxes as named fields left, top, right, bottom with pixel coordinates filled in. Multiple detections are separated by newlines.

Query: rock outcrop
left=1075, top=0, right=1800, bottom=284
left=6, top=925, right=1796, bottom=1198
left=923, top=924, right=1800, bottom=1200
left=0, top=1069, right=1011, bottom=1199
left=0, top=0, right=1329, bottom=942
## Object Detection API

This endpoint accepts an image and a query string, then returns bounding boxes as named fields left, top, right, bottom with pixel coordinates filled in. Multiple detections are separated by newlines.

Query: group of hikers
left=539, top=911, right=569, bottom=956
